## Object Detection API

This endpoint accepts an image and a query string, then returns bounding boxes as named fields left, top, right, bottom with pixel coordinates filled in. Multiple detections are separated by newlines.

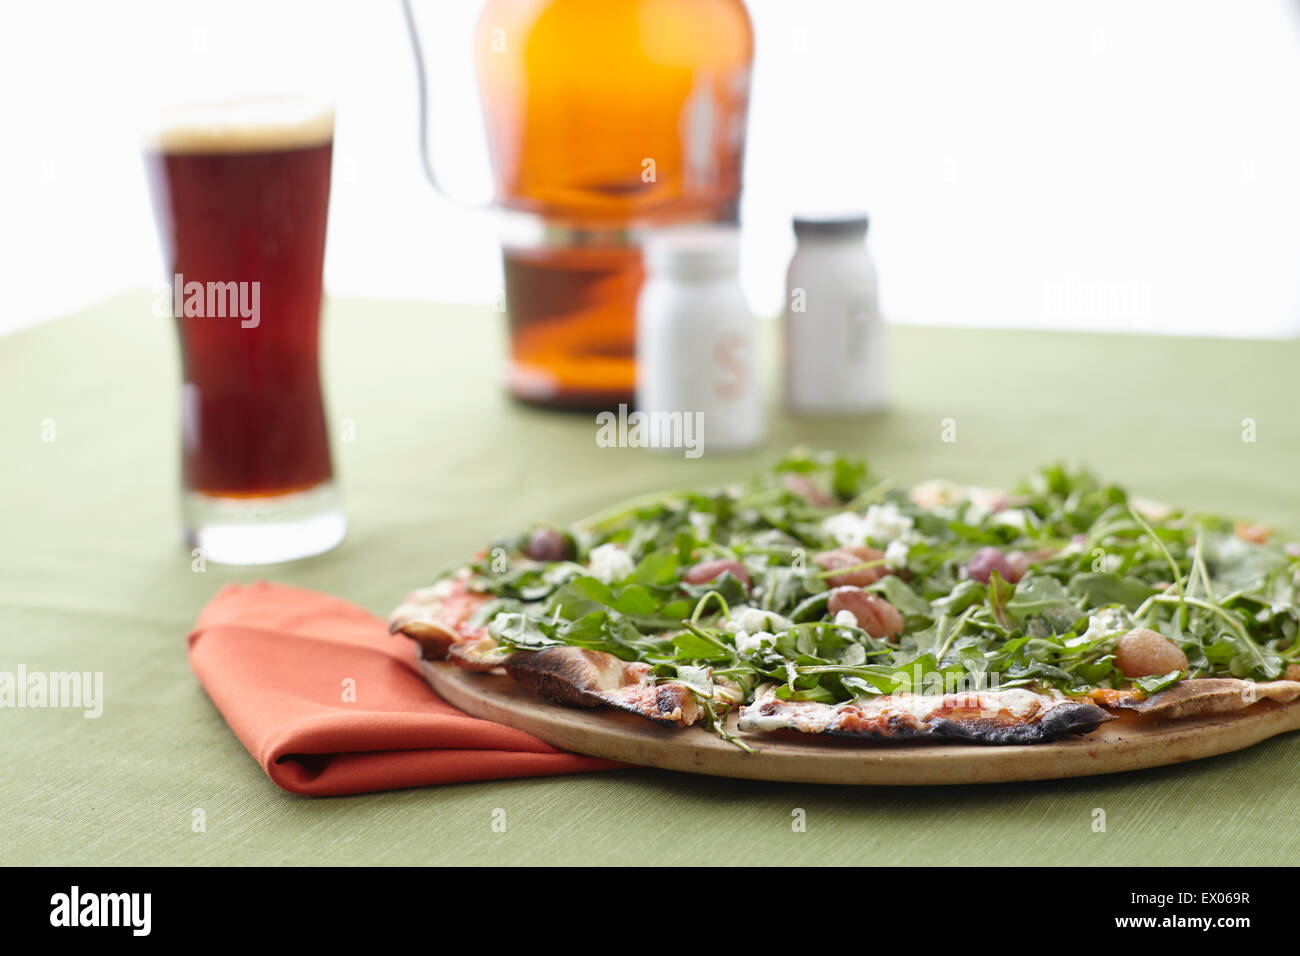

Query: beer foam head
left=145, top=95, right=334, bottom=154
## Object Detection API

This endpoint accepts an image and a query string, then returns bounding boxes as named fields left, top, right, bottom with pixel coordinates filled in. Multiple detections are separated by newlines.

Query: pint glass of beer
left=144, top=97, right=344, bottom=564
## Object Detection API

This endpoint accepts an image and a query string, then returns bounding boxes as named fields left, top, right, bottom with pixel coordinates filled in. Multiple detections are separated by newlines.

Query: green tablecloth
left=3, top=293, right=1297, bottom=866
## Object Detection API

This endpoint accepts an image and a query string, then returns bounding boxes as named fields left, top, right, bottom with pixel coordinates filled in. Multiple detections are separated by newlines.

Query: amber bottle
left=474, top=0, right=754, bottom=409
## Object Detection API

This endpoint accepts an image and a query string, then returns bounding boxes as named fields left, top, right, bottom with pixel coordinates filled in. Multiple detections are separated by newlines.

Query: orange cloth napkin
left=188, top=582, right=621, bottom=796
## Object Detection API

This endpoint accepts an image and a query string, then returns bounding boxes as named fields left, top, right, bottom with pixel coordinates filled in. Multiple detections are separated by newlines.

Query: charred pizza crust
left=737, top=685, right=1114, bottom=744
left=388, top=576, right=1300, bottom=744
left=388, top=457, right=1300, bottom=749
left=390, top=578, right=704, bottom=728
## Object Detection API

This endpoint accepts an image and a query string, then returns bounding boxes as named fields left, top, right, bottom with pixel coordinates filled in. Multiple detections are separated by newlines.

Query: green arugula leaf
left=1134, top=669, right=1184, bottom=694
left=437, top=452, right=1300, bottom=747
left=987, top=570, right=1015, bottom=629
left=1006, top=574, right=1079, bottom=631
left=1068, top=572, right=1156, bottom=611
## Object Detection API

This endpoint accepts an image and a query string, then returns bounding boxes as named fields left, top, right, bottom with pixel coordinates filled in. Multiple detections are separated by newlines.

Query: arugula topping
left=459, top=452, right=1298, bottom=722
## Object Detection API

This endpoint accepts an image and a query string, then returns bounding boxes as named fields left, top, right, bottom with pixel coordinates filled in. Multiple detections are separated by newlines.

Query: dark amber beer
left=145, top=98, right=343, bottom=563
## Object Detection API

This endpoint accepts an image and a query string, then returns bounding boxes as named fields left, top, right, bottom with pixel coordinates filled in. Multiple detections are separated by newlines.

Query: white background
left=2, top=0, right=1299, bottom=338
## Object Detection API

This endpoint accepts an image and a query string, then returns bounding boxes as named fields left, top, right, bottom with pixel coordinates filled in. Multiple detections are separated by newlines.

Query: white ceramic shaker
left=783, top=214, right=887, bottom=415
left=637, top=226, right=762, bottom=454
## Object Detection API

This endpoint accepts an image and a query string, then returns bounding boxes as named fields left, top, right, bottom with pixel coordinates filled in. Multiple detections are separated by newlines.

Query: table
left=3, top=293, right=1297, bottom=865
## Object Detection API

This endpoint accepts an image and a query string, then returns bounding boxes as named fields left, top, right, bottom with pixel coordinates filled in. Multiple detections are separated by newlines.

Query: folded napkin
left=188, top=582, right=621, bottom=796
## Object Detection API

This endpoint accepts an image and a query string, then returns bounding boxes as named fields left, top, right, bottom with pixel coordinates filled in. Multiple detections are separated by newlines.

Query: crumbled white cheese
left=1057, top=535, right=1088, bottom=558
left=687, top=510, right=713, bottom=540
left=429, top=578, right=457, bottom=599
left=910, top=479, right=965, bottom=509
left=725, top=605, right=793, bottom=633
left=991, top=688, right=1042, bottom=719
left=821, top=502, right=914, bottom=547
left=864, top=502, right=915, bottom=543
left=833, top=609, right=858, bottom=628
left=820, top=512, right=870, bottom=547
left=734, top=629, right=776, bottom=654
left=1130, top=496, right=1172, bottom=521
left=1068, top=608, right=1125, bottom=647
left=990, top=508, right=1035, bottom=534
left=587, top=542, right=635, bottom=584
left=884, top=538, right=910, bottom=569
left=966, top=486, right=1008, bottom=512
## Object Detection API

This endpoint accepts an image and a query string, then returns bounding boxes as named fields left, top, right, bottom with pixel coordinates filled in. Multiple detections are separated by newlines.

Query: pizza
left=390, top=452, right=1300, bottom=749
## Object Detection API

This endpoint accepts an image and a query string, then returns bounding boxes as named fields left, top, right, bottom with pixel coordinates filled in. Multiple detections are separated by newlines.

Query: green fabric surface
left=2, top=292, right=1297, bottom=866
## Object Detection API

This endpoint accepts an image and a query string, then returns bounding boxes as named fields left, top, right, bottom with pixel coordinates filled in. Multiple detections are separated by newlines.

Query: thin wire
left=399, top=0, right=489, bottom=209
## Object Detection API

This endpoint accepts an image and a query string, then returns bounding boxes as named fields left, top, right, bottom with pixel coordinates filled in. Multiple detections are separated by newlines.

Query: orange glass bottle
left=474, top=0, right=753, bottom=409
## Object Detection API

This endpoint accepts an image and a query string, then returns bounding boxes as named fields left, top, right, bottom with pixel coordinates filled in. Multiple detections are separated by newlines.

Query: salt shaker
left=637, top=226, right=762, bottom=453
left=783, top=214, right=887, bottom=415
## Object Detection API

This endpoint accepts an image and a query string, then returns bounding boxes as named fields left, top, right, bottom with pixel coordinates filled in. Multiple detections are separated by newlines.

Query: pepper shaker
left=783, top=213, right=886, bottom=415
